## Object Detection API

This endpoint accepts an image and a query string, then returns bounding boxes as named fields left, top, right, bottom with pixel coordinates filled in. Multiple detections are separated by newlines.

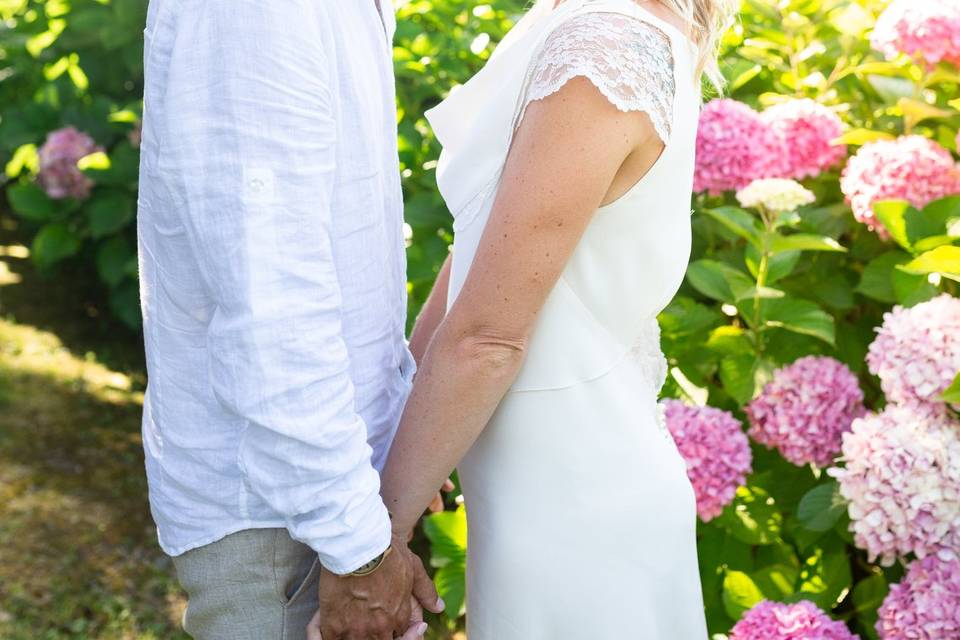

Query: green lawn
left=0, top=214, right=189, bottom=639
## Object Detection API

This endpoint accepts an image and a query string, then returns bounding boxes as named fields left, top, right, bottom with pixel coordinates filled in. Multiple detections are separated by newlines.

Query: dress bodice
left=426, top=0, right=701, bottom=393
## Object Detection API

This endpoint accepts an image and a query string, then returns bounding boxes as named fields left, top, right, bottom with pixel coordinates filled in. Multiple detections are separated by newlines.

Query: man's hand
left=309, top=536, right=443, bottom=639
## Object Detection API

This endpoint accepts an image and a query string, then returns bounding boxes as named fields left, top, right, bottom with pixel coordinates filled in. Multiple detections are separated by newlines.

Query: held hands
left=308, top=535, right=444, bottom=640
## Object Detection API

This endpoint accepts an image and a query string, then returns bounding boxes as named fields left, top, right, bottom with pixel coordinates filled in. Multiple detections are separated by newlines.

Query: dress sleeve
left=522, top=12, right=677, bottom=143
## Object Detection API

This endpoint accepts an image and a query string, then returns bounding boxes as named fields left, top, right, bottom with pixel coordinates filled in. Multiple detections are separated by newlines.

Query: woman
left=384, top=0, right=731, bottom=636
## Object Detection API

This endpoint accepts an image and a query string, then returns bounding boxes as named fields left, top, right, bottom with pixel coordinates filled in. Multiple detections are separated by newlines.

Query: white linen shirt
left=137, top=0, right=413, bottom=574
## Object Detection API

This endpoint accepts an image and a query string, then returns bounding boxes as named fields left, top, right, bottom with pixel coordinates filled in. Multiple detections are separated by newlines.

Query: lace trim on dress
left=630, top=317, right=669, bottom=395
left=522, top=12, right=676, bottom=143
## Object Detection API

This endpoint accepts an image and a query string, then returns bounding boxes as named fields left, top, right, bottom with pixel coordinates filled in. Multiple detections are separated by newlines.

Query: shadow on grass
left=0, top=317, right=187, bottom=640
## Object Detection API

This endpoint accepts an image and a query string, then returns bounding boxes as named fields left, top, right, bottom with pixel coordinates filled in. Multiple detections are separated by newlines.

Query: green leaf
left=872, top=200, right=914, bottom=250
left=109, top=279, right=142, bottom=329
left=798, top=547, right=853, bottom=609
left=720, top=354, right=760, bottom=404
left=96, top=237, right=136, bottom=287
left=701, top=206, right=762, bottom=246
left=423, top=507, right=467, bottom=567
left=853, top=573, right=888, bottom=638
left=423, top=506, right=468, bottom=621
left=751, top=564, right=799, bottom=600
left=32, top=223, right=81, bottom=269
left=718, top=485, right=784, bottom=546
left=687, top=259, right=755, bottom=303
left=433, top=560, right=466, bottom=620
left=745, top=245, right=800, bottom=284
left=659, top=297, right=723, bottom=338
left=722, top=571, right=764, bottom=620
left=7, top=182, right=57, bottom=222
left=853, top=574, right=888, bottom=613
left=770, top=234, right=846, bottom=254
left=757, top=298, right=835, bottom=345
left=920, top=195, right=960, bottom=228
left=87, top=191, right=135, bottom=238
left=831, top=128, right=895, bottom=146
left=913, top=235, right=957, bottom=253
left=939, top=370, right=960, bottom=404
left=892, top=267, right=939, bottom=306
left=897, top=97, right=954, bottom=128
left=899, top=246, right=960, bottom=281
left=797, top=481, right=847, bottom=533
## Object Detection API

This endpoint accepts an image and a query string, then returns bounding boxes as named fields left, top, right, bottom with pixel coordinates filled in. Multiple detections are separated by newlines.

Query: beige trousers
left=172, top=528, right=320, bottom=640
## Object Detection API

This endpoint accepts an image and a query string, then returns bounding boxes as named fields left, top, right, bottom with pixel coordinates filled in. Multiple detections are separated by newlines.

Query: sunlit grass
left=0, top=316, right=187, bottom=640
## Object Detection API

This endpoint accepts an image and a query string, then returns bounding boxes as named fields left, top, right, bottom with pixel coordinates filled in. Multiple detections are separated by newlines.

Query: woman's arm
left=408, top=253, right=453, bottom=366
left=382, top=76, right=664, bottom=537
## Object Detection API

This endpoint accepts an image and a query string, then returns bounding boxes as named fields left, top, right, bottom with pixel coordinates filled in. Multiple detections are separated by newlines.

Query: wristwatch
left=346, top=545, right=393, bottom=577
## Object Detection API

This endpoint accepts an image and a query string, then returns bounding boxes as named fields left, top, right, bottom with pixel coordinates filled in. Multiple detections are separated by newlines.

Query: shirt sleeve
left=159, top=1, right=390, bottom=575
left=521, top=12, right=677, bottom=144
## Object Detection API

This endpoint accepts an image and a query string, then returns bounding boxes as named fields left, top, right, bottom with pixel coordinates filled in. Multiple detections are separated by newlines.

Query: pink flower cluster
left=867, top=294, right=960, bottom=411
left=746, top=356, right=866, bottom=467
left=877, top=555, right=960, bottom=640
left=729, top=600, right=858, bottom=640
left=694, top=98, right=849, bottom=194
left=871, top=0, right=960, bottom=67
left=762, top=99, right=847, bottom=180
left=660, top=399, right=752, bottom=521
left=839, top=135, right=960, bottom=239
left=694, top=99, right=785, bottom=194
left=828, top=405, right=960, bottom=566
left=37, top=126, right=100, bottom=200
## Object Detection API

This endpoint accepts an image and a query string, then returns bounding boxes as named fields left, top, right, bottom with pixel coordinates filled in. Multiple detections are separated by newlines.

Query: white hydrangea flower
left=735, top=178, right=816, bottom=213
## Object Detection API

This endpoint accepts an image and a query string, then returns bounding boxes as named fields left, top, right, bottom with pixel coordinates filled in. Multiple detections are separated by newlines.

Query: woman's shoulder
left=525, top=7, right=679, bottom=142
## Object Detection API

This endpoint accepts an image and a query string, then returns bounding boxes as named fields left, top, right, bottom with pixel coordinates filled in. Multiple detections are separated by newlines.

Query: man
left=137, top=1, right=443, bottom=638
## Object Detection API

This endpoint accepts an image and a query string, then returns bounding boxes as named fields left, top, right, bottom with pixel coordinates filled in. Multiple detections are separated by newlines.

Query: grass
left=0, top=212, right=187, bottom=639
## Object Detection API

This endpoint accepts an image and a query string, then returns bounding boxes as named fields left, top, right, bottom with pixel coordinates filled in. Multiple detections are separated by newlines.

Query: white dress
left=425, top=1, right=707, bottom=637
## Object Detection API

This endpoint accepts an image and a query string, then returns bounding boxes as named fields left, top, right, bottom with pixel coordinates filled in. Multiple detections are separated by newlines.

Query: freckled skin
left=380, top=71, right=670, bottom=544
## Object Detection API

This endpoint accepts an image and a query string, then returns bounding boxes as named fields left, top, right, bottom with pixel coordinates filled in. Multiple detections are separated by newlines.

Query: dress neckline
left=550, top=0, right=699, bottom=55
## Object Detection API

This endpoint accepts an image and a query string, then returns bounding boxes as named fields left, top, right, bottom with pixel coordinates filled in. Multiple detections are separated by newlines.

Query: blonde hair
left=535, top=0, right=737, bottom=90
left=658, top=0, right=737, bottom=90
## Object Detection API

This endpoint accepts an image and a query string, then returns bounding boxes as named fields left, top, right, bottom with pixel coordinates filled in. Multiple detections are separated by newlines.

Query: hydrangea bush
left=660, top=399, right=754, bottom=521
left=3, top=0, right=960, bottom=639
left=746, top=356, right=865, bottom=467
left=876, top=555, right=960, bottom=640
left=729, top=600, right=859, bottom=640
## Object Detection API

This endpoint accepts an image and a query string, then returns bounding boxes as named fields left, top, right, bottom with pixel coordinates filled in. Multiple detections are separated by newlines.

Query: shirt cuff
left=310, top=495, right=393, bottom=575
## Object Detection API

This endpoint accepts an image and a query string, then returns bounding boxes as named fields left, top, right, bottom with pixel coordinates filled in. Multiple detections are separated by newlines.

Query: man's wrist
left=341, top=543, right=393, bottom=577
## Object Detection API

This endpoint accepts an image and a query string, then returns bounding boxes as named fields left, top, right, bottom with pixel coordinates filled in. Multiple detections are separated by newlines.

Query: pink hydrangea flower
left=746, top=356, right=866, bottom=467
left=694, top=99, right=786, bottom=195
left=659, top=399, right=752, bottom=521
left=828, top=406, right=960, bottom=566
left=867, top=294, right=960, bottom=411
left=839, top=135, right=960, bottom=239
left=730, top=600, right=858, bottom=640
left=877, top=555, right=960, bottom=640
left=761, top=99, right=847, bottom=180
left=37, top=126, right=100, bottom=200
left=871, top=0, right=960, bottom=67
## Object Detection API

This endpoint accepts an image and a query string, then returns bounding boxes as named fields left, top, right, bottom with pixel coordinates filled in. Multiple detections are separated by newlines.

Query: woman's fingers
left=399, top=621, right=430, bottom=639
left=306, top=611, right=323, bottom=640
